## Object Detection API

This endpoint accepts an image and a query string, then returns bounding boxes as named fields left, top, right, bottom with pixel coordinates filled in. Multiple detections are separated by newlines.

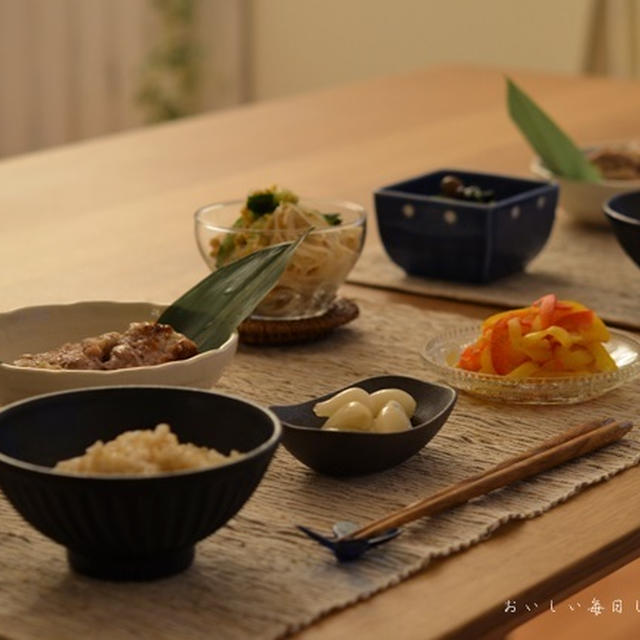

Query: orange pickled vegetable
left=457, top=294, right=617, bottom=377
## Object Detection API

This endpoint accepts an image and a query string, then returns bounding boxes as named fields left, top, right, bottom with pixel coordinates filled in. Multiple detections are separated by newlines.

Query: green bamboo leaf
left=506, top=77, right=601, bottom=182
left=158, top=231, right=309, bottom=351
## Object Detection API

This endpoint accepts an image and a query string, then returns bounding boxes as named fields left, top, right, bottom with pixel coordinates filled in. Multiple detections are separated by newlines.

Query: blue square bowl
left=374, top=169, right=558, bottom=283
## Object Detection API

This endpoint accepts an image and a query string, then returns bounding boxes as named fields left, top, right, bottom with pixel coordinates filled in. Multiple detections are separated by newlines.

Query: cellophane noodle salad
left=208, top=187, right=364, bottom=318
left=456, top=294, right=618, bottom=378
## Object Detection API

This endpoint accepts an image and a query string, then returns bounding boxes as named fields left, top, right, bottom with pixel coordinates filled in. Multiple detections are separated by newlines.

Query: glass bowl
left=422, top=325, right=640, bottom=405
left=194, top=198, right=366, bottom=320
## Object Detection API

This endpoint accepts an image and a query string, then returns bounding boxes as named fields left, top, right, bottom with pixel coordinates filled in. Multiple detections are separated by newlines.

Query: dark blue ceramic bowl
left=604, top=191, right=640, bottom=269
left=374, top=169, right=558, bottom=283
left=0, top=386, right=281, bottom=580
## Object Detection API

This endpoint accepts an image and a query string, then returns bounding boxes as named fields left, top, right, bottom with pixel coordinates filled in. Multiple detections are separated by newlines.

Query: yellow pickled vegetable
left=457, top=294, right=617, bottom=378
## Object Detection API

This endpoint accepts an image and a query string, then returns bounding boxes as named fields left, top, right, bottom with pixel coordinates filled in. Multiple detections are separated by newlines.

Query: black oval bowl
left=604, top=191, right=640, bottom=268
left=0, top=386, right=281, bottom=581
left=271, top=375, right=456, bottom=476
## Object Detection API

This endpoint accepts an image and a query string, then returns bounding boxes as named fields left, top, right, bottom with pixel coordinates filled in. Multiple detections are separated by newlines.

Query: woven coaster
left=238, top=298, right=359, bottom=345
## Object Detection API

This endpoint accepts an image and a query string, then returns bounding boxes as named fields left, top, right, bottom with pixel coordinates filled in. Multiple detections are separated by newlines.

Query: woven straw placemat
left=349, top=214, right=640, bottom=330
left=1, top=299, right=639, bottom=640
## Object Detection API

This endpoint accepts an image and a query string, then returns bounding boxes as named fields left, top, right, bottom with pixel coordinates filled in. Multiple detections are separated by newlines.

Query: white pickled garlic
left=313, top=387, right=372, bottom=417
left=373, top=401, right=412, bottom=433
left=369, top=388, right=417, bottom=418
left=321, top=401, right=373, bottom=431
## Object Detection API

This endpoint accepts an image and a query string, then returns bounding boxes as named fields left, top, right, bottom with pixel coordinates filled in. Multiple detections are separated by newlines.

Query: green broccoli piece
left=322, top=213, right=342, bottom=226
left=246, top=187, right=299, bottom=217
left=246, top=192, right=278, bottom=216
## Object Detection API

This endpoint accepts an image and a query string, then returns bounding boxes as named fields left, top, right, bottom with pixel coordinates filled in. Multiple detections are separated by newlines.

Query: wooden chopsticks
left=350, top=417, right=633, bottom=541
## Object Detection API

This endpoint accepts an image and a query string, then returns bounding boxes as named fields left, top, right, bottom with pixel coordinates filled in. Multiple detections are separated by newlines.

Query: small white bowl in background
left=530, top=145, right=640, bottom=227
left=0, top=301, right=237, bottom=404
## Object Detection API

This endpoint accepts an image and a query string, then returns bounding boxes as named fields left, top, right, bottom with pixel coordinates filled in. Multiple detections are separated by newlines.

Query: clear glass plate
left=422, top=325, right=640, bottom=405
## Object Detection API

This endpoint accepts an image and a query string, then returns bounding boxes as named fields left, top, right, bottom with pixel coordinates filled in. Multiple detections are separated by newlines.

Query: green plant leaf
left=158, top=231, right=308, bottom=351
left=506, top=77, right=601, bottom=182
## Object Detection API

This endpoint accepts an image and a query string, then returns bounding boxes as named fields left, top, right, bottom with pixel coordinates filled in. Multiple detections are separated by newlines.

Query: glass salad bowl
left=195, top=198, right=366, bottom=320
left=422, top=325, right=640, bottom=405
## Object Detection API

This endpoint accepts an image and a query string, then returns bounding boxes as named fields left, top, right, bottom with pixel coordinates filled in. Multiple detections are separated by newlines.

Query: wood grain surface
left=1, top=66, right=640, bottom=639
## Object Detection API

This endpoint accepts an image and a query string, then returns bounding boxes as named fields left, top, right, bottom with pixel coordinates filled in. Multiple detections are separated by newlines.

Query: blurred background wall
left=0, top=0, right=635, bottom=158
left=248, top=0, right=591, bottom=100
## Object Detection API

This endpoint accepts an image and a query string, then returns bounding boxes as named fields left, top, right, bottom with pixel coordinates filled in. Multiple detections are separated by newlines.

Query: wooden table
left=1, top=66, right=640, bottom=639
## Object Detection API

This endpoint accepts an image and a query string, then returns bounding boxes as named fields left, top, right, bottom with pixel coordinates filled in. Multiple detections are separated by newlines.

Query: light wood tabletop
left=1, top=66, right=640, bottom=639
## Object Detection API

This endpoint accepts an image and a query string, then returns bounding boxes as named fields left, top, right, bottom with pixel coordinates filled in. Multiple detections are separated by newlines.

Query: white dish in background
left=531, top=144, right=640, bottom=227
left=0, top=301, right=237, bottom=404
left=422, top=325, right=640, bottom=405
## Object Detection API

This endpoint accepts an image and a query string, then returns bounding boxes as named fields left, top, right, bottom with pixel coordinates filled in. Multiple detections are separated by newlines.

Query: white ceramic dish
left=531, top=144, right=640, bottom=227
left=422, top=325, right=640, bottom=405
left=0, top=301, right=238, bottom=404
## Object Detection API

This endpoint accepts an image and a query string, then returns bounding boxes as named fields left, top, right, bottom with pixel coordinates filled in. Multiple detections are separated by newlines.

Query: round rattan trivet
left=238, top=298, right=359, bottom=345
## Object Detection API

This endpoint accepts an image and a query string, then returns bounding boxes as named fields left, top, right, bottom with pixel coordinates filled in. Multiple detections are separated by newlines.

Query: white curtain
left=585, top=0, right=640, bottom=76
left=0, top=0, right=247, bottom=157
